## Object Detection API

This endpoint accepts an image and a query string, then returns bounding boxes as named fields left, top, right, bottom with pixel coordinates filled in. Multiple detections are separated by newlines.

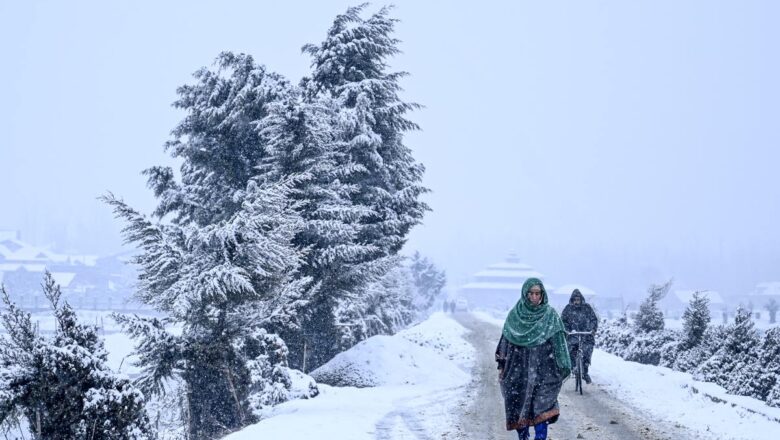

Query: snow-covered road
left=219, top=311, right=779, bottom=439
left=453, top=313, right=697, bottom=440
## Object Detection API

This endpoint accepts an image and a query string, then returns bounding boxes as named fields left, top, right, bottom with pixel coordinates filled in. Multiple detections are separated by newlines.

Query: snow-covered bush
left=599, top=305, right=780, bottom=408
left=671, top=325, right=728, bottom=373
left=241, top=328, right=318, bottom=416
left=695, top=307, right=760, bottom=390
left=635, top=280, right=672, bottom=332
left=0, top=273, right=153, bottom=439
left=682, top=291, right=711, bottom=348
left=595, top=319, right=635, bottom=358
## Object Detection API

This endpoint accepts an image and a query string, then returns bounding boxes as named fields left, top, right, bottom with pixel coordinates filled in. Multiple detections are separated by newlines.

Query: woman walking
left=495, top=278, right=571, bottom=440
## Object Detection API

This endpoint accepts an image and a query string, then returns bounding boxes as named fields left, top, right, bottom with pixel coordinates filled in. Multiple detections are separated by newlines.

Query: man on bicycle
left=561, top=289, right=598, bottom=384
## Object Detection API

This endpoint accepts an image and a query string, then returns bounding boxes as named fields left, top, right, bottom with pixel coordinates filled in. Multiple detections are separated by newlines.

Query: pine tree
left=731, top=327, right=780, bottom=404
left=764, top=327, right=780, bottom=407
left=104, top=176, right=311, bottom=440
left=766, top=298, right=779, bottom=324
left=303, top=4, right=428, bottom=255
left=695, top=307, right=760, bottom=390
left=291, top=4, right=429, bottom=369
left=256, top=87, right=381, bottom=370
left=682, top=291, right=710, bottom=348
left=635, top=279, right=672, bottom=332
left=301, top=3, right=428, bottom=260
left=337, top=257, right=416, bottom=345
left=409, top=251, right=446, bottom=313
left=144, top=52, right=293, bottom=226
left=0, top=273, right=153, bottom=439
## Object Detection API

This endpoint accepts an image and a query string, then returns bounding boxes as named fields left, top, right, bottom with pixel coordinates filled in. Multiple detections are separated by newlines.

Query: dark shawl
left=495, top=278, right=569, bottom=430
left=561, top=289, right=599, bottom=344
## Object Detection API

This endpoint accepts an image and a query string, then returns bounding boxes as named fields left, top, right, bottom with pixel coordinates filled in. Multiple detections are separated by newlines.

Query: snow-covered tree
left=302, top=3, right=428, bottom=261
left=256, top=89, right=382, bottom=370
left=144, top=52, right=292, bottom=227
left=682, top=291, right=710, bottom=348
left=635, top=279, right=672, bottom=332
left=106, top=7, right=430, bottom=425
left=0, top=273, right=153, bottom=439
left=408, top=252, right=446, bottom=313
left=763, top=328, right=780, bottom=407
left=729, top=327, right=780, bottom=404
left=105, top=176, right=312, bottom=440
left=766, top=298, right=779, bottom=324
left=336, top=257, right=416, bottom=346
left=695, top=307, right=760, bottom=390
left=290, top=4, right=429, bottom=369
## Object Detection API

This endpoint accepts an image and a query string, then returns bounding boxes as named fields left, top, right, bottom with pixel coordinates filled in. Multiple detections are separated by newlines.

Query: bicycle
left=567, top=330, right=591, bottom=395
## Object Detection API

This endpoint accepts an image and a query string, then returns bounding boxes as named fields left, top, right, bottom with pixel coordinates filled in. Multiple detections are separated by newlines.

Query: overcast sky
left=2, top=1, right=779, bottom=300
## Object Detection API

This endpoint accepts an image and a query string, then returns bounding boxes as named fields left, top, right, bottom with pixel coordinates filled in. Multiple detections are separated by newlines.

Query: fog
left=2, top=1, right=779, bottom=301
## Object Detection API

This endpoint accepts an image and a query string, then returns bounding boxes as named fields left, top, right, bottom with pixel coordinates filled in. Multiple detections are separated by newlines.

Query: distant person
left=449, top=300, right=456, bottom=314
left=443, top=299, right=450, bottom=313
left=561, top=289, right=598, bottom=384
left=495, top=278, right=570, bottom=440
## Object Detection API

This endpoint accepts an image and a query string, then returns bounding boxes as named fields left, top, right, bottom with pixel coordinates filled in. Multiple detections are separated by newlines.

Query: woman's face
left=527, top=286, right=543, bottom=306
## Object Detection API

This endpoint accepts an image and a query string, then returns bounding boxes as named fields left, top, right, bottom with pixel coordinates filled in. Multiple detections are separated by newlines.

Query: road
left=452, top=313, right=698, bottom=440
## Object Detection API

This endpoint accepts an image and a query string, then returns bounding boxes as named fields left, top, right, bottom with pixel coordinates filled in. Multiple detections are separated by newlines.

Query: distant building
left=659, top=290, right=726, bottom=319
left=549, top=284, right=597, bottom=310
left=459, top=254, right=544, bottom=311
left=745, top=282, right=780, bottom=315
left=0, top=230, right=140, bottom=311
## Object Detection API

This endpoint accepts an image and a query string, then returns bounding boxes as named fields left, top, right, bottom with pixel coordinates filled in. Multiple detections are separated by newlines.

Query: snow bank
left=225, top=312, right=475, bottom=440
left=311, top=324, right=469, bottom=387
left=396, top=311, right=474, bottom=370
left=594, top=349, right=780, bottom=440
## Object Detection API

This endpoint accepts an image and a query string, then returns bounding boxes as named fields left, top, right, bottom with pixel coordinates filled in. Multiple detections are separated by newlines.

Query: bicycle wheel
left=577, top=351, right=584, bottom=395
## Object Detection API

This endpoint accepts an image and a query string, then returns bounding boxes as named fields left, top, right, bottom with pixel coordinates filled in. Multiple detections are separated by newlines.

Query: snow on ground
left=593, top=350, right=780, bottom=440
left=103, top=331, right=139, bottom=375
left=472, top=311, right=780, bottom=440
left=311, top=334, right=468, bottom=388
left=395, top=312, right=475, bottom=370
left=225, top=312, right=475, bottom=440
left=472, top=309, right=507, bottom=328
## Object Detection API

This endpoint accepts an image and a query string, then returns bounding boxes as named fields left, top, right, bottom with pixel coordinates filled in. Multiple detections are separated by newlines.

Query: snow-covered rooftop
left=473, top=269, right=545, bottom=279
left=461, top=282, right=526, bottom=291
left=754, top=282, right=780, bottom=296
left=0, top=238, right=97, bottom=267
left=672, top=290, right=724, bottom=304
left=551, top=284, right=597, bottom=297
left=0, top=263, right=47, bottom=272
left=50, top=272, right=77, bottom=288
left=486, top=262, right=534, bottom=271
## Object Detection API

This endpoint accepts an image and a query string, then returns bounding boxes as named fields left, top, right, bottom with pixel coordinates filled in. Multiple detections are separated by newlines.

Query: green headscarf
left=502, top=278, right=571, bottom=376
